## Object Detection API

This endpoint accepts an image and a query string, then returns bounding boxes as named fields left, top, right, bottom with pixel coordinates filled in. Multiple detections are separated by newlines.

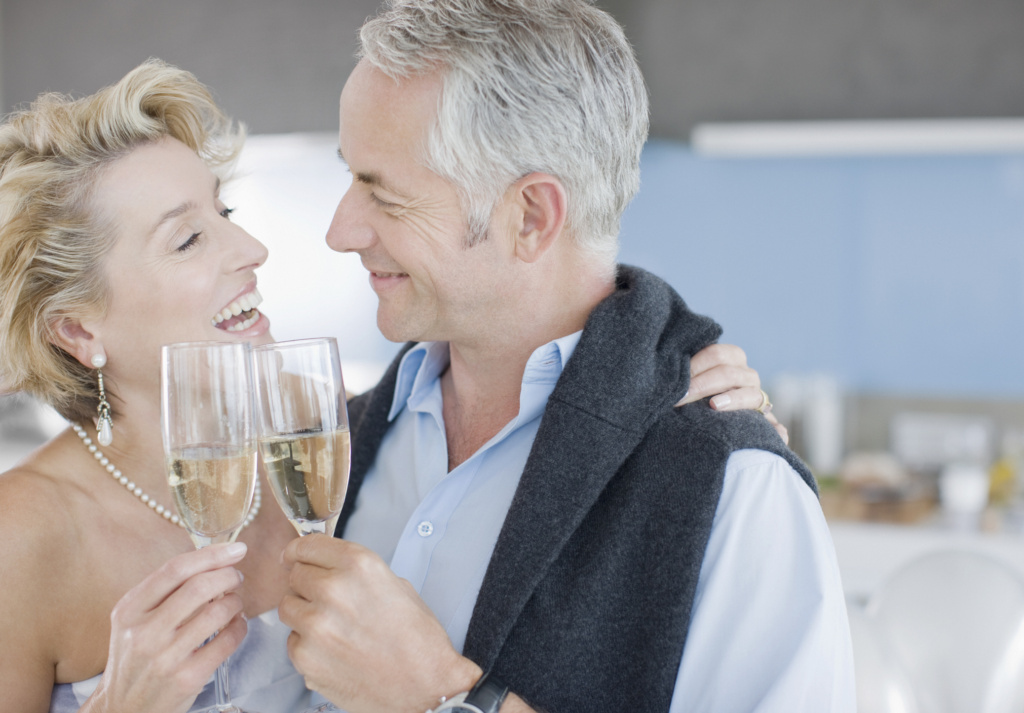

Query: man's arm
left=669, top=450, right=856, bottom=712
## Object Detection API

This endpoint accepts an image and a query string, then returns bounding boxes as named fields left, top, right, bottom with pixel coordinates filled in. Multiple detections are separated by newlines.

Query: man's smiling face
left=325, top=61, right=517, bottom=346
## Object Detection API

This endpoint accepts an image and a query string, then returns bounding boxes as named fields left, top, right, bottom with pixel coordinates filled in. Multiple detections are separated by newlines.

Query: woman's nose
left=228, top=222, right=269, bottom=272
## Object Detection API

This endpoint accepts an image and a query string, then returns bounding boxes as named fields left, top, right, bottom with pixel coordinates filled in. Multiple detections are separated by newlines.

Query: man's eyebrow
left=337, top=147, right=409, bottom=199
left=151, top=177, right=221, bottom=236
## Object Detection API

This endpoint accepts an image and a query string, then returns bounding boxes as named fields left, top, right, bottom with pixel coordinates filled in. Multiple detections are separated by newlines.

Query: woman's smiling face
left=84, top=137, right=272, bottom=387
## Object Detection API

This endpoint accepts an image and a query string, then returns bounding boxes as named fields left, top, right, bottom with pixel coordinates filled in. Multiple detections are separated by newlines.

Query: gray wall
left=5, top=0, right=1024, bottom=138
left=2, top=0, right=379, bottom=133
left=605, top=0, right=1024, bottom=139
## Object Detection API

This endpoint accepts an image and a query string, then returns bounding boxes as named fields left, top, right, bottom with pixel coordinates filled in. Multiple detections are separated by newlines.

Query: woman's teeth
left=225, top=311, right=260, bottom=332
left=212, top=288, right=263, bottom=330
left=216, top=288, right=262, bottom=322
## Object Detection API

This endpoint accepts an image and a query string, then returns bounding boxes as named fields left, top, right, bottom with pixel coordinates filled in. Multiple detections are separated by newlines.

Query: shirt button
left=417, top=521, right=434, bottom=537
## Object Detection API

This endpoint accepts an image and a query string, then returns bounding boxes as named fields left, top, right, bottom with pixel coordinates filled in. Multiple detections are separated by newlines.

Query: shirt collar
left=387, top=341, right=448, bottom=422
left=385, top=331, right=583, bottom=423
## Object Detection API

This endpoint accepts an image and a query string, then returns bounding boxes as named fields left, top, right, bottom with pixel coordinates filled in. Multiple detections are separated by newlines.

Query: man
left=280, top=1, right=854, bottom=711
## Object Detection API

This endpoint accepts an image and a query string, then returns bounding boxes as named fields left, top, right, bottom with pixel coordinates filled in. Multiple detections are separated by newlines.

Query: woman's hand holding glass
left=161, top=341, right=258, bottom=713
left=84, top=544, right=248, bottom=713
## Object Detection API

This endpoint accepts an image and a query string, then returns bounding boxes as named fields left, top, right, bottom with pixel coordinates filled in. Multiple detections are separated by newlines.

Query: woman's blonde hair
left=0, top=58, right=245, bottom=423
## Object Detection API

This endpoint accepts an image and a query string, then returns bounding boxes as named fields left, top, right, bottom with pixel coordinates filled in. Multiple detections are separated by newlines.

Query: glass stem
left=215, top=658, right=232, bottom=708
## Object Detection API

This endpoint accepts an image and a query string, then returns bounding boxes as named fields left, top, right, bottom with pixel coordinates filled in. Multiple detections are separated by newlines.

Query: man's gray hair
left=358, top=0, right=650, bottom=263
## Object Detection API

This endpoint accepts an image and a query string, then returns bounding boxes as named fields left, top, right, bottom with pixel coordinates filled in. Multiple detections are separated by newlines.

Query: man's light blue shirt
left=344, top=335, right=580, bottom=653
left=344, top=335, right=855, bottom=712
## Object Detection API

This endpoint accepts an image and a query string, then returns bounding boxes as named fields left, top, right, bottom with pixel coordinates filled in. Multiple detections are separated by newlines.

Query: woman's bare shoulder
left=0, top=452, right=82, bottom=594
left=0, top=454, right=83, bottom=709
left=0, top=432, right=93, bottom=616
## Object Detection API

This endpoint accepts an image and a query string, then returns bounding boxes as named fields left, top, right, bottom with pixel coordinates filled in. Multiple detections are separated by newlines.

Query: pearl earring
left=90, top=353, right=113, bottom=446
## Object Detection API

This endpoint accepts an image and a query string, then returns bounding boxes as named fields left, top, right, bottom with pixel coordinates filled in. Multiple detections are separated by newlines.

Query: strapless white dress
left=49, top=608, right=324, bottom=713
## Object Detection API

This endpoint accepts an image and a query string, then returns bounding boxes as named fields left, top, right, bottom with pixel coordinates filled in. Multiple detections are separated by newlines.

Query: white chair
left=851, top=550, right=1024, bottom=713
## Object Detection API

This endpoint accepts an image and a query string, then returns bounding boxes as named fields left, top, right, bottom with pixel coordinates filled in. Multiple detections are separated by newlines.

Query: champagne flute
left=252, top=337, right=351, bottom=537
left=161, top=341, right=257, bottom=713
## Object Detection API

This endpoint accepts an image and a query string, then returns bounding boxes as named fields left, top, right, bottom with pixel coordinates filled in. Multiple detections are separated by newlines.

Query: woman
left=0, top=60, right=774, bottom=712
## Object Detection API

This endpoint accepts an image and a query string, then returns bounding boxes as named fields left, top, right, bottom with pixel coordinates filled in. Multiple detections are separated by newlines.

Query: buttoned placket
left=388, top=374, right=522, bottom=593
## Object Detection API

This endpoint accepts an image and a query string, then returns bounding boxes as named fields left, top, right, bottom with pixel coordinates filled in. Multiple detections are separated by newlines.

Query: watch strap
left=464, top=671, right=509, bottom=713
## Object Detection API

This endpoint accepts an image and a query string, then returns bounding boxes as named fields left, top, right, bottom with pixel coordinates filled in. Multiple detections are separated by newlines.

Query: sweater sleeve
left=669, top=449, right=856, bottom=712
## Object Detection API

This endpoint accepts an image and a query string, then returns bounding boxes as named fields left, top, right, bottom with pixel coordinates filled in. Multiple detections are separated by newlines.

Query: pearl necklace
left=72, top=422, right=262, bottom=531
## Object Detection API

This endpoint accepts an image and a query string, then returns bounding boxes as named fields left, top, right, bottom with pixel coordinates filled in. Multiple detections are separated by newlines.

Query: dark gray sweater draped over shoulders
left=338, top=265, right=816, bottom=712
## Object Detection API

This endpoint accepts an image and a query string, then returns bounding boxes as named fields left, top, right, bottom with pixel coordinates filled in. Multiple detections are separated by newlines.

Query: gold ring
left=757, top=389, right=773, bottom=414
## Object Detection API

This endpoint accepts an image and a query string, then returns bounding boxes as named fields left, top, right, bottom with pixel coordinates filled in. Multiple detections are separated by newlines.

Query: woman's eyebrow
left=150, top=177, right=221, bottom=236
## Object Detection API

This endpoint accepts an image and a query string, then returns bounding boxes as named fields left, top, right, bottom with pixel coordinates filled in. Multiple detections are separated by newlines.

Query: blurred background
left=4, top=1, right=1024, bottom=707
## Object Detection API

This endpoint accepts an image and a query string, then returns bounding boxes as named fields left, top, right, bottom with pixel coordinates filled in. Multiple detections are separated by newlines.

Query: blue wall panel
left=618, top=140, right=1024, bottom=397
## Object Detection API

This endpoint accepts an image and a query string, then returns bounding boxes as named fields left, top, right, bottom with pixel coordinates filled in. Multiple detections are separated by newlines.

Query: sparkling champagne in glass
left=253, top=337, right=351, bottom=537
left=161, top=341, right=257, bottom=713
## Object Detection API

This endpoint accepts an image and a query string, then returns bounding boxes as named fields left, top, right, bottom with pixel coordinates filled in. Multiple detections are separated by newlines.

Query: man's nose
left=325, top=189, right=374, bottom=253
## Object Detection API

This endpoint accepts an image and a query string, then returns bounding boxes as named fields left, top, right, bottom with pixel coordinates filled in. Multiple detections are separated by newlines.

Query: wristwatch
left=427, top=672, right=509, bottom=713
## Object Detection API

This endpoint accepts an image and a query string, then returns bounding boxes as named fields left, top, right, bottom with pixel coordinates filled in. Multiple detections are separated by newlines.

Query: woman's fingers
left=113, top=562, right=245, bottom=657
left=115, top=543, right=247, bottom=617
left=708, top=385, right=767, bottom=412
left=166, top=612, right=249, bottom=698
left=676, top=350, right=791, bottom=445
left=677, top=365, right=760, bottom=407
left=107, top=545, right=248, bottom=684
left=765, top=412, right=790, bottom=445
left=690, top=343, right=748, bottom=376
left=136, top=611, right=248, bottom=705
left=172, top=589, right=247, bottom=653
left=154, top=565, right=246, bottom=629
left=679, top=384, right=791, bottom=446
left=194, top=610, right=247, bottom=665
left=678, top=344, right=760, bottom=408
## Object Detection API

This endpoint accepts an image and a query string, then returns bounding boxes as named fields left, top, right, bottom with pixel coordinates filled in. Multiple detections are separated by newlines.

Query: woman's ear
left=511, top=173, right=567, bottom=264
left=49, top=316, right=101, bottom=368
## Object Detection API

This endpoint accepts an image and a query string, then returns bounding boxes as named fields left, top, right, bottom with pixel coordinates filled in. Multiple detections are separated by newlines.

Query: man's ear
left=49, top=316, right=101, bottom=368
left=511, top=173, right=567, bottom=264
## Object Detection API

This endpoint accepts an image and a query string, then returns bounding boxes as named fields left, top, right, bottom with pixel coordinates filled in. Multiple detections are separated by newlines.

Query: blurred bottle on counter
left=939, top=461, right=989, bottom=530
left=992, top=429, right=1024, bottom=508
left=771, top=373, right=845, bottom=477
